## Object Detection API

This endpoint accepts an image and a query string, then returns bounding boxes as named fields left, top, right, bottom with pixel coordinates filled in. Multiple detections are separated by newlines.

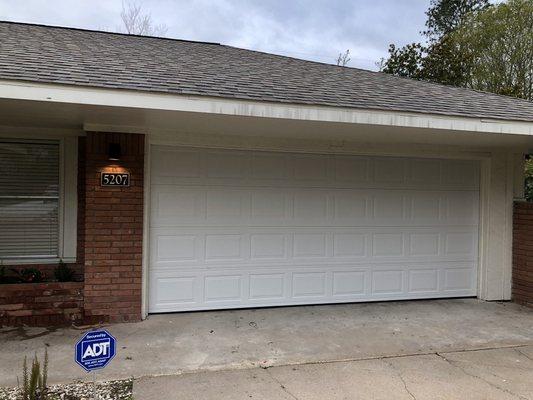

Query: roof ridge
left=0, top=19, right=221, bottom=46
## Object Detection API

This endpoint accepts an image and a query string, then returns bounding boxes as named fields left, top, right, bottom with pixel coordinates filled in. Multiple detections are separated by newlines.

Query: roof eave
left=1, top=79, right=532, bottom=136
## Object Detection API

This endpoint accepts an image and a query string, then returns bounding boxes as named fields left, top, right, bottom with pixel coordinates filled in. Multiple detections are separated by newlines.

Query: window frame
left=0, top=137, right=78, bottom=265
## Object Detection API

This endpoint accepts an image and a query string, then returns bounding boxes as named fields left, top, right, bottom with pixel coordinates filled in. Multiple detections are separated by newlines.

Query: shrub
left=54, top=261, right=74, bottom=282
left=19, top=349, right=48, bottom=400
left=11, top=268, right=44, bottom=283
left=0, top=266, right=21, bottom=284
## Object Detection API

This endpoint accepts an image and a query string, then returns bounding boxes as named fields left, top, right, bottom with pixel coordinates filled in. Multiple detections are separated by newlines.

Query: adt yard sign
left=75, top=330, right=116, bottom=372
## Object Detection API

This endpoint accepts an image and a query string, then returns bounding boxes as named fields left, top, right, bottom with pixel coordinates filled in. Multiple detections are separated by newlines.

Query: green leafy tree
left=526, top=158, right=533, bottom=202
left=380, top=43, right=425, bottom=79
left=423, top=0, right=490, bottom=39
left=380, top=0, right=489, bottom=81
left=449, top=0, right=533, bottom=100
left=420, top=34, right=475, bottom=86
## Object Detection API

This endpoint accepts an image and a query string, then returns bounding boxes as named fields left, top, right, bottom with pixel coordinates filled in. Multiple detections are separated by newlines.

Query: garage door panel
left=443, top=267, right=477, bottom=292
left=251, top=153, right=290, bottom=179
left=249, top=273, right=286, bottom=300
left=408, top=269, right=439, bottom=293
left=372, top=270, right=404, bottom=295
left=332, top=271, right=367, bottom=296
left=445, top=191, right=480, bottom=223
left=150, top=186, right=477, bottom=228
left=334, top=156, right=371, bottom=183
left=374, top=157, right=408, bottom=184
left=149, top=146, right=479, bottom=312
left=407, top=159, right=442, bottom=183
left=206, top=151, right=248, bottom=179
left=206, top=189, right=248, bottom=219
left=154, top=276, right=197, bottom=305
left=293, top=154, right=329, bottom=181
left=151, top=187, right=205, bottom=221
left=441, top=160, right=480, bottom=189
left=251, top=234, right=287, bottom=259
left=150, top=227, right=478, bottom=269
left=151, top=147, right=203, bottom=181
left=149, top=262, right=477, bottom=312
left=251, top=191, right=288, bottom=219
left=204, top=275, right=243, bottom=302
left=151, top=145, right=480, bottom=191
left=333, top=233, right=367, bottom=257
left=444, top=231, right=478, bottom=257
left=409, top=193, right=442, bottom=221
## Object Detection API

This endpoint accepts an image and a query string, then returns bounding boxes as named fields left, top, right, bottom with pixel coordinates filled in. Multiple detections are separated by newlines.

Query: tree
left=449, top=0, right=533, bottom=100
left=420, top=34, right=474, bottom=86
left=526, top=157, right=533, bottom=202
left=120, top=1, right=168, bottom=37
left=381, top=0, right=533, bottom=100
left=423, top=0, right=490, bottom=40
left=379, top=0, right=489, bottom=82
left=336, top=50, right=351, bottom=67
left=379, top=43, right=424, bottom=78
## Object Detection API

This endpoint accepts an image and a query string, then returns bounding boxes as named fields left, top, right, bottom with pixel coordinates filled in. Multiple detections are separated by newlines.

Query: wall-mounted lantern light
left=108, top=143, right=121, bottom=161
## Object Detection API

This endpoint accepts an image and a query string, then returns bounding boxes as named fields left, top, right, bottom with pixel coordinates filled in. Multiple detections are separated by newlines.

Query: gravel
left=0, top=379, right=133, bottom=400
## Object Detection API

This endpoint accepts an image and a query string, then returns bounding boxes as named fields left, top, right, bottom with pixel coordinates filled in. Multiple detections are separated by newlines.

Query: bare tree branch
left=336, top=49, right=351, bottom=67
left=120, top=1, right=168, bottom=37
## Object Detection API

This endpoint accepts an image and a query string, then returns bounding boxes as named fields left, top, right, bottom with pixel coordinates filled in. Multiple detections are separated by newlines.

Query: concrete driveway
left=1, top=299, right=532, bottom=397
left=134, top=346, right=533, bottom=400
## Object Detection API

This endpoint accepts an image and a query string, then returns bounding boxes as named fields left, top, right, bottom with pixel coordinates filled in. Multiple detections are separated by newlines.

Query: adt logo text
left=75, top=330, right=116, bottom=372
left=82, top=339, right=110, bottom=360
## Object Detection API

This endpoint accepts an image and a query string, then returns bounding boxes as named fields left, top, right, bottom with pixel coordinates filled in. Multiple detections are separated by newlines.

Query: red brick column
left=83, top=132, right=144, bottom=323
left=512, top=201, right=533, bottom=307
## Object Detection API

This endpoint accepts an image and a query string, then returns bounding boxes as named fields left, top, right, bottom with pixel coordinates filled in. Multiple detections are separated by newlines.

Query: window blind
left=0, top=141, right=60, bottom=259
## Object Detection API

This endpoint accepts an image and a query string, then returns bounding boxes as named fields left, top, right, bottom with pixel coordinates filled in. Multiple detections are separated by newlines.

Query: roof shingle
left=1, top=21, right=532, bottom=122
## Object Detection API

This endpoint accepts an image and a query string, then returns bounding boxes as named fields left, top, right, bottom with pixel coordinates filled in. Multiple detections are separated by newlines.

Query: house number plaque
left=101, top=172, right=130, bottom=187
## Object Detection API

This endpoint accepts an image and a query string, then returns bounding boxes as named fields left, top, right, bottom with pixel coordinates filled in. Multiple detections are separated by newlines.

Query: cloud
left=0, top=0, right=428, bottom=70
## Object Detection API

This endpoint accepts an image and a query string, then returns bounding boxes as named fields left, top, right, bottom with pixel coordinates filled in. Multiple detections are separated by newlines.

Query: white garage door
left=148, top=145, right=479, bottom=313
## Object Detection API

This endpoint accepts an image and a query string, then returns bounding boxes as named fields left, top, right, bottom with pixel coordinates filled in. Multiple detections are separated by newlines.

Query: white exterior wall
left=479, top=152, right=515, bottom=300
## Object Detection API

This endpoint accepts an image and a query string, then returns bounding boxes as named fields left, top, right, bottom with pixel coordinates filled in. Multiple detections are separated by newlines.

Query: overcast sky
left=0, top=0, right=429, bottom=70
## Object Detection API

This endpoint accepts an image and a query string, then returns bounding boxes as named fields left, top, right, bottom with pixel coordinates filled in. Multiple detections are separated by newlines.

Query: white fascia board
left=1, top=79, right=532, bottom=136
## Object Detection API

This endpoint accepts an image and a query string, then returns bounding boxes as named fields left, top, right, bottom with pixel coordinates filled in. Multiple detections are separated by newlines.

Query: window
left=0, top=141, right=60, bottom=260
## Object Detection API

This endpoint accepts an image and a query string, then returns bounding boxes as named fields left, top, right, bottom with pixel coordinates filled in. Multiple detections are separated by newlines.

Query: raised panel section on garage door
left=149, top=146, right=479, bottom=312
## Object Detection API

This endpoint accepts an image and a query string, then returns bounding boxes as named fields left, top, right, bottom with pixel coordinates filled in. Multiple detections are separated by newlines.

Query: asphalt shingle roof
left=1, top=21, right=533, bottom=122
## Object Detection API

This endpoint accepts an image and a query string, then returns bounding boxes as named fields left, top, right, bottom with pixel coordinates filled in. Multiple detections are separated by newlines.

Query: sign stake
left=93, top=370, right=97, bottom=400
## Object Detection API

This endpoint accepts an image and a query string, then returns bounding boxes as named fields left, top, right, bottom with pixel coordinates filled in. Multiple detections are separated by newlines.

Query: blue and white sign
left=75, top=330, right=116, bottom=372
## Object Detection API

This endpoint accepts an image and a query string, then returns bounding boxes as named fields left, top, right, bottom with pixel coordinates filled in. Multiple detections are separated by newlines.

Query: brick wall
left=0, top=282, right=83, bottom=326
left=83, top=132, right=144, bottom=323
left=512, top=201, right=533, bottom=307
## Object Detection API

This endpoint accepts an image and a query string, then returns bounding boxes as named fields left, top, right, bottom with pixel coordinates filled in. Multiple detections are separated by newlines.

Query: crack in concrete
left=435, top=352, right=528, bottom=400
left=263, top=368, right=300, bottom=400
left=514, top=348, right=533, bottom=363
left=91, top=344, right=532, bottom=386
left=385, top=360, right=417, bottom=400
